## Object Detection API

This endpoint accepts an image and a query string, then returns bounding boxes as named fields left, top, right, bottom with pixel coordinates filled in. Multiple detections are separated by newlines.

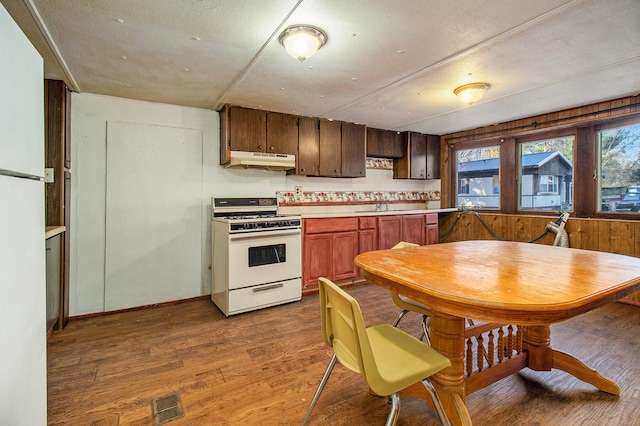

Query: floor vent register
left=151, top=392, right=184, bottom=425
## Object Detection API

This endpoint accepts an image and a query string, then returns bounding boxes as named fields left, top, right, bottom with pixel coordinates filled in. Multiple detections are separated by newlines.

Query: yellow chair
left=391, top=242, right=484, bottom=364
left=302, top=277, right=451, bottom=426
left=390, top=242, right=433, bottom=342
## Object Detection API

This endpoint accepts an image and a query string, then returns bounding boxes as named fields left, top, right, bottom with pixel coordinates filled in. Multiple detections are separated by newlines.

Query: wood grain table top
left=355, top=240, right=640, bottom=325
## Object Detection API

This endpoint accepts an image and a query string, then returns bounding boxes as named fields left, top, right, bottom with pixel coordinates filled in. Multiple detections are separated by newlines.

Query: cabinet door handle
left=258, top=145, right=263, bottom=150
left=269, top=146, right=275, bottom=151
left=253, top=283, right=284, bottom=292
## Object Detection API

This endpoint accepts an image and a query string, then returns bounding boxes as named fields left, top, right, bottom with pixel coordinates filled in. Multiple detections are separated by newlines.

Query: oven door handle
left=228, top=229, right=301, bottom=240
left=253, top=283, right=284, bottom=292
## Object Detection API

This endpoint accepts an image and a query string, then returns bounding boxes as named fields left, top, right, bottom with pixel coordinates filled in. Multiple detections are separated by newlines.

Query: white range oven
left=211, top=197, right=302, bottom=316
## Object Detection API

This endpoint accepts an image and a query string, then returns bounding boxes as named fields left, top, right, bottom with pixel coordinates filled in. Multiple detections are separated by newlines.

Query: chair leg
left=391, top=309, right=409, bottom=327
left=421, top=379, right=452, bottom=426
left=384, top=393, right=401, bottom=426
left=302, top=354, right=337, bottom=425
left=421, top=315, right=431, bottom=345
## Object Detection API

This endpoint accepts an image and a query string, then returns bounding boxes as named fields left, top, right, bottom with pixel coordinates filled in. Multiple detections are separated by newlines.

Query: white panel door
left=105, top=121, right=202, bottom=310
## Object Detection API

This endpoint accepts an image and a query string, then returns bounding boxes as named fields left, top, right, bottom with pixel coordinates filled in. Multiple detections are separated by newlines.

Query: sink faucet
left=375, top=200, right=389, bottom=212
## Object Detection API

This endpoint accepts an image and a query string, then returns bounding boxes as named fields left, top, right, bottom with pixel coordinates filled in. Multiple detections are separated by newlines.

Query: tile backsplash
left=277, top=190, right=440, bottom=205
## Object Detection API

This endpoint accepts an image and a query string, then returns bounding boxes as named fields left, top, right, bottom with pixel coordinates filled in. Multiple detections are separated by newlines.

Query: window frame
left=515, top=132, right=575, bottom=213
left=452, top=141, right=503, bottom=211
left=445, top=108, right=640, bottom=219
left=594, top=116, right=640, bottom=217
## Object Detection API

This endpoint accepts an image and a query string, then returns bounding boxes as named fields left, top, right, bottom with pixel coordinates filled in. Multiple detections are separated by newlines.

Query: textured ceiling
left=3, top=0, right=640, bottom=135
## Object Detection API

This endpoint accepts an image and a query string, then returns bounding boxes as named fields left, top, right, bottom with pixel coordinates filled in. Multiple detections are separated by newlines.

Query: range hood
left=225, top=151, right=296, bottom=171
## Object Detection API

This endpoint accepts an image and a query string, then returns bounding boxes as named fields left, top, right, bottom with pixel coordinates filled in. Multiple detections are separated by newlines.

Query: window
left=597, top=122, right=640, bottom=213
left=519, top=137, right=573, bottom=211
left=447, top=99, right=639, bottom=218
left=458, top=178, right=469, bottom=194
left=538, top=176, right=558, bottom=194
left=456, top=146, right=500, bottom=209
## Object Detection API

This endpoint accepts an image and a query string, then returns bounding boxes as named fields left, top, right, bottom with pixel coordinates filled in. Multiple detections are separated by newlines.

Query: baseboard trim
left=68, top=295, right=212, bottom=321
left=619, top=298, right=640, bottom=307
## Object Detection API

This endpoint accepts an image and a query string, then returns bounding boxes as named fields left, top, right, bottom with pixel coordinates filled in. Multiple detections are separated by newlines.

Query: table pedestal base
left=523, top=325, right=620, bottom=395
left=401, top=322, right=620, bottom=426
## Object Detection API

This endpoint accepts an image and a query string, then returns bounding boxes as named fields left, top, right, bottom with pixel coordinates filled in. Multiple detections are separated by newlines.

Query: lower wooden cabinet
left=425, top=213, right=439, bottom=244
left=377, top=215, right=402, bottom=250
left=358, top=217, right=378, bottom=277
left=377, top=214, right=427, bottom=249
left=333, top=231, right=359, bottom=280
left=358, top=217, right=377, bottom=254
left=303, top=214, right=439, bottom=290
left=303, top=218, right=359, bottom=288
left=303, top=233, right=333, bottom=288
left=401, top=214, right=425, bottom=245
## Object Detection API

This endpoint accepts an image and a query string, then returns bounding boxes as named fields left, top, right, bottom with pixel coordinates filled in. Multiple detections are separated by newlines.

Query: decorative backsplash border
left=277, top=190, right=440, bottom=205
left=366, top=158, right=394, bottom=170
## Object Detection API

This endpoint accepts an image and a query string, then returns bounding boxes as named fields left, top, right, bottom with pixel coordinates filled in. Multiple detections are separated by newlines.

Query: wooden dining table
left=355, top=240, right=640, bottom=426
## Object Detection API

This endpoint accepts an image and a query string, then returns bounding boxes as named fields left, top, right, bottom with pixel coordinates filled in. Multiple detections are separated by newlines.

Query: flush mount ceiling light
left=454, top=83, right=490, bottom=105
left=279, top=25, right=327, bottom=62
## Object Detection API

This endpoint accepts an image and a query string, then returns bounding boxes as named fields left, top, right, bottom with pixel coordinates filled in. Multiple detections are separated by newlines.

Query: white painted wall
left=70, top=93, right=438, bottom=315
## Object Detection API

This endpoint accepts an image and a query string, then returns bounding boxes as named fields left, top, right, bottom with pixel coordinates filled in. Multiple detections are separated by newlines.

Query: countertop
left=278, top=204, right=457, bottom=219
left=45, top=226, right=66, bottom=239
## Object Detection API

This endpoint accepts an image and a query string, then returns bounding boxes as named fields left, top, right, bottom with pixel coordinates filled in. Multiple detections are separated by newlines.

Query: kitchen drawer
left=304, top=217, right=358, bottom=234
left=359, top=216, right=377, bottom=229
left=227, top=278, right=301, bottom=315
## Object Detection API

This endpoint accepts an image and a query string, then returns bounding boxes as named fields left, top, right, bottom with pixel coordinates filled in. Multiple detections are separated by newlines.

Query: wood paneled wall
left=439, top=212, right=640, bottom=303
left=44, top=79, right=67, bottom=226
left=442, top=95, right=640, bottom=145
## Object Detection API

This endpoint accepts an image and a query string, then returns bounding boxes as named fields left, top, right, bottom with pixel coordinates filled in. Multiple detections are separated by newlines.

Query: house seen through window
left=456, top=146, right=500, bottom=209
left=519, top=137, right=573, bottom=211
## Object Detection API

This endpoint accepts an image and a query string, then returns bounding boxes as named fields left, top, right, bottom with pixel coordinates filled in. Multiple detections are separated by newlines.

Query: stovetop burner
left=211, top=197, right=301, bottom=232
left=223, top=214, right=292, bottom=221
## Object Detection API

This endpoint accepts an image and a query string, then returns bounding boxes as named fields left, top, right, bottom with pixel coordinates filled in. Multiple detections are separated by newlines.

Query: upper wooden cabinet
left=267, top=112, right=298, bottom=155
left=366, top=127, right=404, bottom=158
left=425, top=134, right=441, bottom=179
left=393, top=132, right=440, bottom=180
left=219, top=105, right=299, bottom=164
left=319, top=119, right=342, bottom=177
left=341, top=122, right=366, bottom=178
left=221, top=105, right=266, bottom=158
left=299, top=118, right=366, bottom=178
left=298, top=116, right=320, bottom=175
left=219, top=104, right=366, bottom=177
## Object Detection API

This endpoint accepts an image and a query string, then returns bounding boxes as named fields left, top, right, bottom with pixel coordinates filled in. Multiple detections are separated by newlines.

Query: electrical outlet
left=44, top=168, right=54, bottom=183
left=295, top=186, right=303, bottom=196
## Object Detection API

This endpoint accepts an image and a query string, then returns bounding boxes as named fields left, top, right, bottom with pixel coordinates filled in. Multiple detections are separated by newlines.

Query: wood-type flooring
left=47, top=283, right=640, bottom=425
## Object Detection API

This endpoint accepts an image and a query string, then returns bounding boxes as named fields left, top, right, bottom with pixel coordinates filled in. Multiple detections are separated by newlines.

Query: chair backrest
left=392, top=241, right=419, bottom=249
left=318, top=277, right=374, bottom=376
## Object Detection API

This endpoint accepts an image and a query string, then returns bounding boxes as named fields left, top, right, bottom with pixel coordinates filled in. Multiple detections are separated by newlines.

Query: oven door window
left=248, top=243, right=286, bottom=267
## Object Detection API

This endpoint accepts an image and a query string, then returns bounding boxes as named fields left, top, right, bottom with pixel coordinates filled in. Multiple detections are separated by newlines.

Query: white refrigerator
left=0, top=3, right=47, bottom=425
